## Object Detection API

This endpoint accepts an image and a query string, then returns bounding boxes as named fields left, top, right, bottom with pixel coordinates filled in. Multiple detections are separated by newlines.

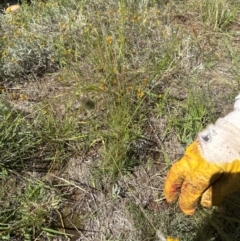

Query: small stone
left=6, top=4, right=20, bottom=13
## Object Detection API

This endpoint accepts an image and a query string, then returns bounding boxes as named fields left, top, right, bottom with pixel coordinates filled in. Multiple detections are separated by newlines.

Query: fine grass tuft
left=169, top=89, right=215, bottom=145
left=0, top=178, right=62, bottom=240
left=200, top=0, right=236, bottom=31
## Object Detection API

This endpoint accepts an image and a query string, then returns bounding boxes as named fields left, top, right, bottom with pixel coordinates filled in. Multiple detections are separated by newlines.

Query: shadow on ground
left=195, top=193, right=240, bottom=241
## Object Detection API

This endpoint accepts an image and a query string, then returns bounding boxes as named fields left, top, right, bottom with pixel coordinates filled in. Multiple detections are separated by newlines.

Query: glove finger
left=201, top=172, right=240, bottom=207
left=200, top=186, right=214, bottom=208
left=179, top=166, right=221, bottom=215
left=164, top=159, right=190, bottom=203
left=164, top=141, right=202, bottom=203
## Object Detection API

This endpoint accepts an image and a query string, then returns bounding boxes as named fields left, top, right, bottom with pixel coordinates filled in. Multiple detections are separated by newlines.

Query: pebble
left=5, top=4, right=20, bottom=13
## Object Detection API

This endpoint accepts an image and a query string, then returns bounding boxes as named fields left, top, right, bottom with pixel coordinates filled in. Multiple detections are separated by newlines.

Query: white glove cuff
left=197, top=94, right=240, bottom=164
left=234, top=94, right=240, bottom=111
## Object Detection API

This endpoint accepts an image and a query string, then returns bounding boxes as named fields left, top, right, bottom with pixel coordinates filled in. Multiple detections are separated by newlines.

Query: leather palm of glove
left=164, top=94, right=240, bottom=215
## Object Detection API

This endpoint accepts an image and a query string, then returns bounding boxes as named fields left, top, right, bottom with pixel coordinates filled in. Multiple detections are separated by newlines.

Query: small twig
left=52, top=175, right=89, bottom=194
left=56, top=209, right=65, bottom=234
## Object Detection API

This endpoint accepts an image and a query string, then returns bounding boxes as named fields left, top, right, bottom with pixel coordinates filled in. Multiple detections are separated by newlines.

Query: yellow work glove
left=164, top=94, right=240, bottom=215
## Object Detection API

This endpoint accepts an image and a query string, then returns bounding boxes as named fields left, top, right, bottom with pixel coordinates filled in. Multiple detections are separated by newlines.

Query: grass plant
left=200, top=0, right=236, bottom=31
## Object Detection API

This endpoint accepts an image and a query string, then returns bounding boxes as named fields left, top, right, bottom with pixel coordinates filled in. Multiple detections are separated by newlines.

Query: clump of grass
left=96, top=95, right=143, bottom=180
left=0, top=0, right=85, bottom=80
left=65, top=0, right=181, bottom=183
left=200, top=0, right=236, bottom=31
left=34, top=99, right=85, bottom=166
left=0, top=97, right=39, bottom=170
left=129, top=202, right=157, bottom=240
left=156, top=89, right=216, bottom=146
left=0, top=94, right=80, bottom=171
left=0, top=94, right=82, bottom=239
left=0, top=178, right=63, bottom=240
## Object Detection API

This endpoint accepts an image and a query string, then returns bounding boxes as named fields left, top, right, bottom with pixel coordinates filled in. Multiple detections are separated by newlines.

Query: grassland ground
left=0, top=0, right=240, bottom=240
